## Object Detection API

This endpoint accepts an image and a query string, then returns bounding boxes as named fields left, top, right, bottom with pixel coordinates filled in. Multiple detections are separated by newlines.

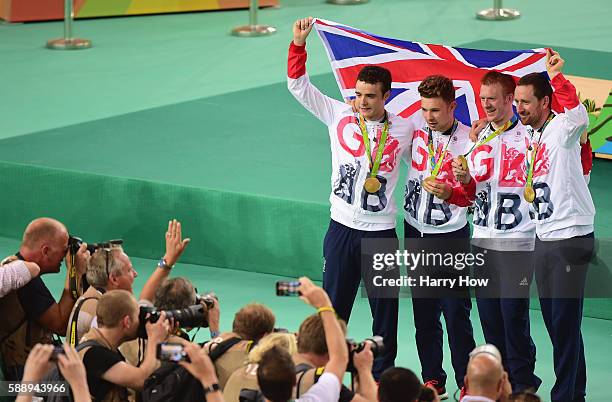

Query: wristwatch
left=157, top=258, right=174, bottom=270
left=202, top=383, right=220, bottom=395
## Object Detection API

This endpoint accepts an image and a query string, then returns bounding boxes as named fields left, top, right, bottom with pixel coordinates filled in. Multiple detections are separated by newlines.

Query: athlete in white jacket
left=402, top=75, right=475, bottom=399
left=287, top=17, right=413, bottom=377
left=515, top=49, right=594, bottom=402
left=449, top=71, right=541, bottom=394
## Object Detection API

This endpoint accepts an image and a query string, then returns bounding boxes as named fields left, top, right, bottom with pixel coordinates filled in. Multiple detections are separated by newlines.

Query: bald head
left=465, top=353, right=503, bottom=399
left=20, top=218, right=68, bottom=273
left=22, top=218, right=67, bottom=249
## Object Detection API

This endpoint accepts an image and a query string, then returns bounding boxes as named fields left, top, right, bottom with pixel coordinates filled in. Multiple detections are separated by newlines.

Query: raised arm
left=140, top=219, right=190, bottom=303
left=297, top=277, right=348, bottom=383
left=547, top=49, right=589, bottom=146
left=287, top=17, right=347, bottom=126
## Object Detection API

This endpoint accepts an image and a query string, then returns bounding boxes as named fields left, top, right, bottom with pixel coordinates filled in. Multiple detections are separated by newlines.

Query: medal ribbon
left=358, top=114, right=390, bottom=178
left=525, top=112, right=555, bottom=188
left=427, top=120, right=458, bottom=178
left=463, top=115, right=518, bottom=157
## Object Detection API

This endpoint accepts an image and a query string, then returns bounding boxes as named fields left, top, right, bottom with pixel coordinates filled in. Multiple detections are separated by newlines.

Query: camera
left=346, top=335, right=385, bottom=372
left=68, top=235, right=123, bottom=255
left=195, top=293, right=217, bottom=309
left=157, top=342, right=190, bottom=363
left=138, top=304, right=209, bottom=338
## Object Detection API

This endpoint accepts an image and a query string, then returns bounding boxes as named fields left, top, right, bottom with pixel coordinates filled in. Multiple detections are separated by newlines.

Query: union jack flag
left=313, top=18, right=548, bottom=126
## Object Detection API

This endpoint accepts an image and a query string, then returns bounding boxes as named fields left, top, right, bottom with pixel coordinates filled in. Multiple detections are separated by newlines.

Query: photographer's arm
left=297, top=277, right=348, bottom=383
left=207, top=297, right=220, bottom=338
left=351, top=343, right=376, bottom=402
left=140, top=219, right=190, bottom=303
left=37, top=243, right=90, bottom=336
left=103, top=313, right=170, bottom=390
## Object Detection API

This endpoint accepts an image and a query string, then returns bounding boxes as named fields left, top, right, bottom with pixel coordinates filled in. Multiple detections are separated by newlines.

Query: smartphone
left=157, top=342, right=189, bottom=362
left=49, top=345, right=65, bottom=362
left=275, top=281, right=301, bottom=296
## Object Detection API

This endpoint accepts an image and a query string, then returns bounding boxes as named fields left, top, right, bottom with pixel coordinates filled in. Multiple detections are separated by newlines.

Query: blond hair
left=248, top=332, right=297, bottom=363
left=96, top=290, right=137, bottom=328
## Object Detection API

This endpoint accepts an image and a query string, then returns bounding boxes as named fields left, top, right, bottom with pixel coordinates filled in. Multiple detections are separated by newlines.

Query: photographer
left=204, top=303, right=275, bottom=388
left=0, top=218, right=89, bottom=381
left=462, top=345, right=512, bottom=402
left=67, top=245, right=137, bottom=346
left=377, top=367, right=423, bottom=402
left=223, top=332, right=298, bottom=402
left=293, top=314, right=376, bottom=402
left=257, top=277, right=348, bottom=402
left=153, top=277, right=220, bottom=340
left=67, top=218, right=191, bottom=347
left=119, top=276, right=219, bottom=373
left=78, top=290, right=170, bottom=401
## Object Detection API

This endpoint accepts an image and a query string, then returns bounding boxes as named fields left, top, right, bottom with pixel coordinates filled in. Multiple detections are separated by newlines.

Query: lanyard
left=463, top=115, right=518, bottom=157
left=526, top=112, right=555, bottom=187
left=427, top=120, right=457, bottom=178
left=358, top=114, right=390, bottom=178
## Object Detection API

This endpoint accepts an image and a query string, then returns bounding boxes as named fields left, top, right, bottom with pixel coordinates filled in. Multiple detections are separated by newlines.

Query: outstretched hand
left=546, top=48, right=564, bottom=79
left=293, top=17, right=314, bottom=46
left=297, top=276, right=332, bottom=309
left=163, top=219, right=190, bottom=267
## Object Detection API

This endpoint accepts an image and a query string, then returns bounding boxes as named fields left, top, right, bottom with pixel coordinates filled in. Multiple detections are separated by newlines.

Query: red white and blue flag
left=313, top=18, right=548, bottom=126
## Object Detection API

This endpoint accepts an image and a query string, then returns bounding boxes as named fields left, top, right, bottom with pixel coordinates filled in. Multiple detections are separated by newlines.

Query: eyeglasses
left=97, top=246, right=121, bottom=278
left=104, top=248, right=111, bottom=278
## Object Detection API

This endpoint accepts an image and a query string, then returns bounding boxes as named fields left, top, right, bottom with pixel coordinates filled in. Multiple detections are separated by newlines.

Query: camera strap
left=68, top=297, right=97, bottom=347
left=208, top=337, right=243, bottom=362
left=295, top=363, right=324, bottom=398
left=67, top=252, right=80, bottom=300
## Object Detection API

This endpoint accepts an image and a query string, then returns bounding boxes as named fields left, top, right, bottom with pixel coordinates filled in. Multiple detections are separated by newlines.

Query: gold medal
left=364, top=177, right=382, bottom=193
left=524, top=186, right=535, bottom=203
left=457, top=155, right=468, bottom=171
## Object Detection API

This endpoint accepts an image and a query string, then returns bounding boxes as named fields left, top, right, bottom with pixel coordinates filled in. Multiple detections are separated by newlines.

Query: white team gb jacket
left=287, top=42, right=413, bottom=231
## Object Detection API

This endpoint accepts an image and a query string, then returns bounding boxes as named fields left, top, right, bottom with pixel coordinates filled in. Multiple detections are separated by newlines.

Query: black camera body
left=138, top=304, right=209, bottom=338
left=68, top=235, right=123, bottom=255
left=195, top=293, right=217, bottom=310
left=346, top=335, right=385, bottom=372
